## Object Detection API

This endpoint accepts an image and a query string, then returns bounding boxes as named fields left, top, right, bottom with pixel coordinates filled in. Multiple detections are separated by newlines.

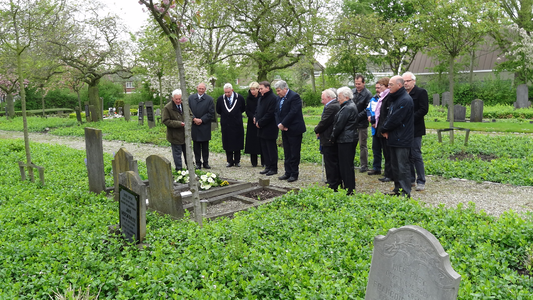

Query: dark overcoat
left=245, top=90, right=261, bottom=154
left=216, top=92, right=245, bottom=151
left=255, top=89, right=279, bottom=140
left=162, top=101, right=186, bottom=145
left=188, top=93, right=215, bottom=142
left=314, top=99, right=341, bottom=147
left=275, top=89, right=306, bottom=136
left=408, top=85, right=429, bottom=137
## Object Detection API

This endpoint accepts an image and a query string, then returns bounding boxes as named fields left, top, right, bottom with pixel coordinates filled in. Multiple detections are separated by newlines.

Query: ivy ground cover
left=1, top=139, right=533, bottom=299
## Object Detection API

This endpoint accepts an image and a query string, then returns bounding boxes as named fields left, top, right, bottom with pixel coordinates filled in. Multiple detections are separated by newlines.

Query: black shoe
left=383, top=191, right=400, bottom=196
left=266, top=170, right=277, bottom=176
left=203, top=164, right=211, bottom=169
left=252, top=164, right=257, bottom=167
left=259, top=169, right=270, bottom=174
left=235, top=163, right=241, bottom=167
left=359, top=168, right=369, bottom=173
left=195, top=164, right=202, bottom=169
left=379, top=177, right=392, bottom=182
left=278, top=174, right=290, bottom=180
left=368, top=170, right=381, bottom=175
left=226, top=163, right=233, bottom=167
left=287, top=176, right=298, bottom=182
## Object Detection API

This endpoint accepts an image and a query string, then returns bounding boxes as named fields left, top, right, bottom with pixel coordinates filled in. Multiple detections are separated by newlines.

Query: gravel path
left=2, top=130, right=533, bottom=217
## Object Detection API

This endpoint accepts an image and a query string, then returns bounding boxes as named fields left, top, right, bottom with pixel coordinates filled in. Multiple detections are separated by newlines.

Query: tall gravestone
left=138, top=102, right=144, bottom=126
left=470, top=99, right=483, bottom=122
left=85, top=128, right=106, bottom=193
left=365, top=225, right=461, bottom=300
left=112, top=148, right=139, bottom=201
left=84, top=102, right=91, bottom=122
left=433, top=94, right=440, bottom=106
left=118, top=171, right=147, bottom=244
left=514, top=84, right=531, bottom=109
left=146, top=155, right=184, bottom=219
left=124, top=103, right=131, bottom=121
left=442, top=92, right=451, bottom=107
left=145, top=101, right=155, bottom=128
left=454, top=104, right=466, bottom=122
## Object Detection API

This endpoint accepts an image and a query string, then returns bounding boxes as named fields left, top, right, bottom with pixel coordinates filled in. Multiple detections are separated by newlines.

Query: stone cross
left=146, top=155, right=184, bottom=219
left=85, top=127, right=105, bottom=193
left=365, top=225, right=461, bottom=300
left=514, top=84, right=531, bottom=109
left=470, top=99, right=483, bottom=122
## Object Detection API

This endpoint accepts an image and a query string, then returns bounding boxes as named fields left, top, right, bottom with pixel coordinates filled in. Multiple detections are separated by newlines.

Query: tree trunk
left=41, top=91, right=46, bottom=117
left=76, top=90, right=81, bottom=113
left=448, top=56, right=455, bottom=144
left=6, top=93, right=14, bottom=119
left=16, top=34, right=33, bottom=181
left=158, top=75, right=163, bottom=110
left=310, top=64, right=316, bottom=93
left=88, top=79, right=102, bottom=122
left=174, top=40, right=202, bottom=226
left=469, top=50, right=474, bottom=85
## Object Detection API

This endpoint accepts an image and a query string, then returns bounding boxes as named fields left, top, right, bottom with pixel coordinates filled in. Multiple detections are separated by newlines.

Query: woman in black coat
left=244, top=82, right=263, bottom=167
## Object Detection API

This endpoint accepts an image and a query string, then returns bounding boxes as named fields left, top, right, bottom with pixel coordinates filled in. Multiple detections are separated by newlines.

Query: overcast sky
left=108, top=0, right=149, bottom=33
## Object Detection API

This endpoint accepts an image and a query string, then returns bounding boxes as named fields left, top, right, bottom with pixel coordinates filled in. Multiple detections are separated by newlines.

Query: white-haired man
left=188, top=82, right=215, bottom=169
left=216, top=83, right=245, bottom=167
left=162, top=89, right=187, bottom=171
left=402, top=72, right=428, bottom=191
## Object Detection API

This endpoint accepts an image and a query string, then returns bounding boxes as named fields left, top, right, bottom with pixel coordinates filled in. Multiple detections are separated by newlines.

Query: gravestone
left=155, top=108, right=161, bottom=116
left=138, top=102, right=144, bottom=126
left=112, top=148, right=139, bottom=202
left=514, top=84, right=531, bottom=109
left=118, top=171, right=147, bottom=244
left=365, top=225, right=461, bottom=300
left=470, top=99, right=483, bottom=122
left=146, top=155, right=184, bottom=219
left=124, top=104, right=131, bottom=121
left=432, top=94, right=440, bottom=106
left=454, top=104, right=466, bottom=122
left=85, top=128, right=106, bottom=193
left=118, top=107, right=123, bottom=116
left=84, top=103, right=90, bottom=122
left=442, top=92, right=451, bottom=107
left=75, top=106, right=82, bottom=123
left=145, top=101, right=155, bottom=128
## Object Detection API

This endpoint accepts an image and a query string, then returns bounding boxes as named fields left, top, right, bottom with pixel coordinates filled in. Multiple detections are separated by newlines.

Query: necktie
left=228, top=97, right=232, bottom=106
left=178, top=105, right=182, bottom=114
left=280, top=97, right=285, bottom=111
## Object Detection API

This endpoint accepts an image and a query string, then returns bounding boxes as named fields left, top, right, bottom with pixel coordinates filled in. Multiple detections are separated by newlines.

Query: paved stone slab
left=146, top=155, right=184, bottom=219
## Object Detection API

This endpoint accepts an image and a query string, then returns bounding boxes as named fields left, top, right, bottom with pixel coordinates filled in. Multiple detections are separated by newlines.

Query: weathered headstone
left=365, top=225, right=461, bottom=300
left=454, top=104, right=466, bottom=122
left=146, top=101, right=155, bottom=128
left=432, top=94, right=440, bottom=106
left=118, top=171, right=147, bottom=244
left=155, top=108, right=161, bottom=116
left=112, top=148, right=139, bottom=202
left=85, top=127, right=106, bottom=193
left=470, top=99, right=483, bottom=122
left=75, top=107, right=82, bottom=123
left=138, top=102, right=144, bottom=126
left=84, top=103, right=90, bottom=122
left=118, top=107, right=123, bottom=116
left=146, top=155, right=184, bottom=219
left=514, top=84, right=531, bottom=109
left=442, top=92, right=451, bottom=107
left=124, top=104, right=131, bottom=121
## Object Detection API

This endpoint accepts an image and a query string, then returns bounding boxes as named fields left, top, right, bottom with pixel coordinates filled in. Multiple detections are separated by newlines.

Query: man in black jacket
left=314, top=89, right=341, bottom=190
left=381, top=76, right=414, bottom=197
left=188, top=82, right=215, bottom=169
left=351, top=75, right=372, bottom=173
left=403, top=72, right=429, bottom=192
left=254, top=81, right=279, bottom=176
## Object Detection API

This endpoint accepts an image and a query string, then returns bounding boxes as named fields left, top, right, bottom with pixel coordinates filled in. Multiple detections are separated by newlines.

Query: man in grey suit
left=188, top=82, right=215, bottom=169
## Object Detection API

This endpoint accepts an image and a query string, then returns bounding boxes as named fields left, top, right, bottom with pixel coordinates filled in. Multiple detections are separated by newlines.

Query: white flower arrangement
left=175, top=170, right=224, bottom=190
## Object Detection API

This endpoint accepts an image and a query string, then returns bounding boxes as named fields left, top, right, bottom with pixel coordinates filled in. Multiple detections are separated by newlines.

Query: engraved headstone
left=365, top=225, right=461, bottom=300
left=124, top=104, right=131, bottom=121
left=84, top=103, right=90, bottom=122
left=85, top=127, right=106, bottom=193
left=112, top=148, right=139, bottom=201
left=514, top=84, right=531, bottom=109
left=75, top=106, right=82, bottom=123
left=138, top=102, right=144, bottom=125
left=433, top=94, right=440, bottom=106
left=155, top=108, right=161, bottom=116
left=118, top=171, right=147, bottom=244
left=442, top=92, right=451, bottom=107
left=146, top=101, right=155, bottom=128
left=470, top=99, right=483, bottom=122
left=454, top=104, right=466, bottom=122
left=146, top=155, right=184, bottom=219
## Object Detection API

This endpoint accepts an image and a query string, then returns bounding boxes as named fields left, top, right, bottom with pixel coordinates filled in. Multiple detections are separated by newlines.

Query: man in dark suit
left=162, top=89, right=187, bottom=171
left=254, top=81, right=279, bottom=176
left=216, top=83, right=245, bottom=167
left=403, top=72, right=429, bottom=192
left=351, top=75, right=372, bottom=173
left=274, top=80, right=306, bottom=182
left=188, top=82, right=215, bottom=169
left=314, top=89, right=341, bottom=190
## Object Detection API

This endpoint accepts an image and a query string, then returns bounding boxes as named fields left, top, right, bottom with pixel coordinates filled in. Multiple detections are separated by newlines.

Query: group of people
left=162, top=72, right=428, bottom=197
left=315, top=72, right=428, bottom=197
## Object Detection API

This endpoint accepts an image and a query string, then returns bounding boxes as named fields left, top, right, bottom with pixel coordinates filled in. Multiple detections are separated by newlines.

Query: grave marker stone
left=138, top=102, right=144, bottom=125
left=84, top=103, right=90, bottom=122
left=112, top=148, right=139, bottom=201
left=85, top=127, right=106, bottom=193
left=454, top=104, right=466, bottom=122
left=155, top=108, right=161, bottom=116
left=146, top=155, right=184, bottom=219
left=146, top=101, right=155, bottom=128
left=470, top=99, right=483, bottom=122
left=124, top=104, right=131, bottom=121
left=514, top=84, right=531, bottom=109
left=118, top=171, right=147, bottom=244
left=365, top=225, right=461, bottom=300
left=118, top=107, right=123, bottom=116
left=432, top=94, right=440, bottom=106
left=442, top=92, right=451, bottom=107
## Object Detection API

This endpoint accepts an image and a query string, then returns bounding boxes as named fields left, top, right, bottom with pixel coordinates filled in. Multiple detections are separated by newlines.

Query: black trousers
left=281, top=132, right=303, bottom=178
left=250, top=154, right=264, bottom=167
left=337, top=141, right=356, bottom=193
left=390, top=146, right=411, bottom=197
left=260, top=138, right=278, bottom=172
left=225, top=151, right=241, bottom=165
left=193, top=141, right=209, bottom=165
left=380, top=137, right=393, bottom=179
left=323, top=144, right=341, bottom=190
left=171, top=143, right=186, bottom=170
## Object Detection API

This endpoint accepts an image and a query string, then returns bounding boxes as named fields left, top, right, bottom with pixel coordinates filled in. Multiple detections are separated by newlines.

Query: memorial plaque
left=432, top=94, right=440, bottom=106
left=365, top=225, right=461, bottom=300
left=138, top=102, right=144, bottom=125
left=119, top=185, right=141, bottom=243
